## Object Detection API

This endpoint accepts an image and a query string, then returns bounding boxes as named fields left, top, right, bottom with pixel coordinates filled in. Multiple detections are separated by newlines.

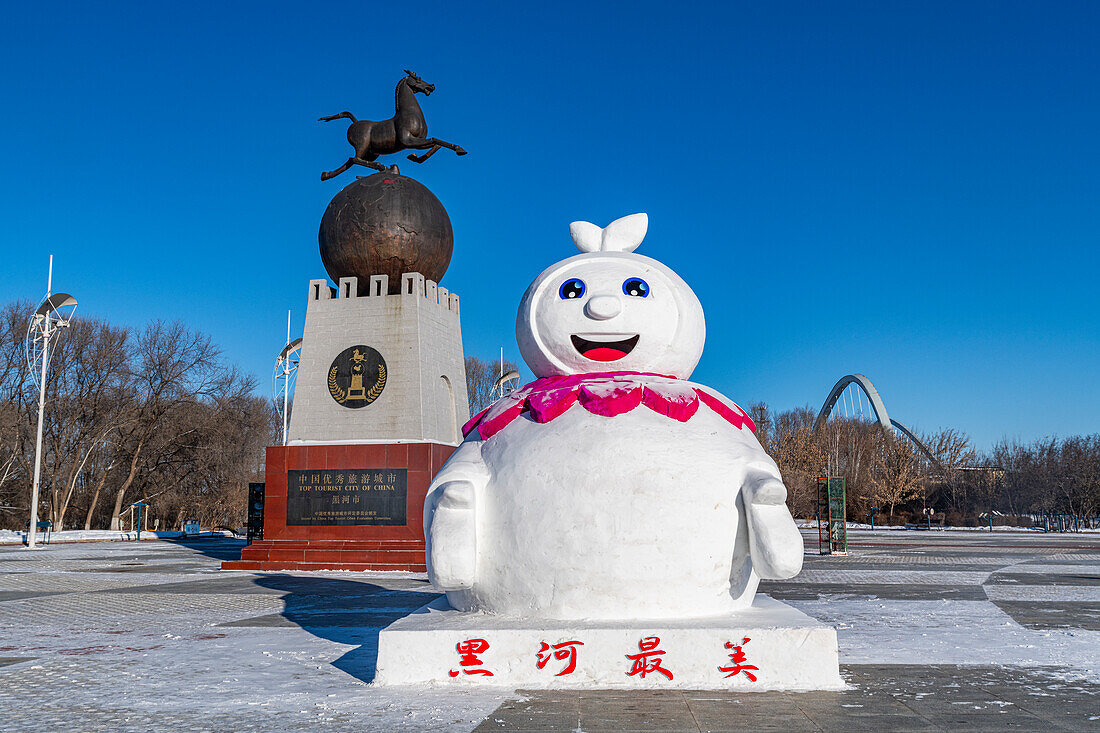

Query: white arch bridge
left=813, top=374, right=942, bottom=470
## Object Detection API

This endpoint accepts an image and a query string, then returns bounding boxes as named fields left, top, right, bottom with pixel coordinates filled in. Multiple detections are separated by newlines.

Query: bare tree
left=0, top=302, right=37, bottom=522
left=465, top=355, right=520, bottom=414
left=923, top=427, right=977, bottom=513
left=108, top=322, right=238, bottom=529
left=927, top=428, right=977, bottom=469
left=870, top=435, right=924, bottom=518
left=43, top=317, right=129, bottom=529
left=0, top=303, right=283, bottom=532
left=816, top=417, right=881, bottom=518
left=748, top=402, right=771, bottom=451
left=762, top=405, right=826, bottom=518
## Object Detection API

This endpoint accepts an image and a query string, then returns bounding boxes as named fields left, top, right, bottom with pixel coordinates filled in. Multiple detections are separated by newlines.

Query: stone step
left=242, top=540, right=424, bottom=550
left=241, top=548, right=425, bottom=564
left=222, top=559, right=427, bottom=572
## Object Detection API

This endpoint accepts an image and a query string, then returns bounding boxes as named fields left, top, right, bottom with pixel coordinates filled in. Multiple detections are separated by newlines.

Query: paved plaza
left=0, top=530, right=1096, bottom=731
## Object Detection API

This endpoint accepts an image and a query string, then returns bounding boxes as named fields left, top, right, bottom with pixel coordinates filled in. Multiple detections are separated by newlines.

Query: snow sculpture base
left=374, top=595, right=843, bottom=690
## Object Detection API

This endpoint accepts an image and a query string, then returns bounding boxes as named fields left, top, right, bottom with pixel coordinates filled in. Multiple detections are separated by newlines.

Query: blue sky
left=1, top=1, right=1097, bottom=450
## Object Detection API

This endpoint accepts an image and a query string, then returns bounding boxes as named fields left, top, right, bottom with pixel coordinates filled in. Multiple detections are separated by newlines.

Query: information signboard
left=815, top=476, right=847, bottom=555
left=286, top=469, right=407, bottom=526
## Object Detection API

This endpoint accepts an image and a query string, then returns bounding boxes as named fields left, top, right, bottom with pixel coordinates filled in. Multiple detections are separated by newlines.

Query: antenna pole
left=282, top=310, right=291, bottom=446
left=27, top=256, right=53, bottom=549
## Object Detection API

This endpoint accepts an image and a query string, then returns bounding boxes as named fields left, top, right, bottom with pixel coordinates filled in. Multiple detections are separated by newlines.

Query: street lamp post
left=27, top=285, right=50, bottom=550
left=26, top=256, right=76, bottom=549
left=283, top=312, right=290, bottom=445
left=273, top=313, right=301, bottom=448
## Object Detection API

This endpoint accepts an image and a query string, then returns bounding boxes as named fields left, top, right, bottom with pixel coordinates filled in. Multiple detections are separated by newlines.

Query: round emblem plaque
left=327, top=345, right=387, bottom=408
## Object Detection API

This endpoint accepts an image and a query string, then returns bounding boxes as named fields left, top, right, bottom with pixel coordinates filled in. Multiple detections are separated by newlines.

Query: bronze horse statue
left=319, top=70, right=467, bottom=180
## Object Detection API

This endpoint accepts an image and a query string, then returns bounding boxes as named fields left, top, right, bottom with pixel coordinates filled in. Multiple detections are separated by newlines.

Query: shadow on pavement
left=252, top=574, right=439, bottom=683
left=165, top=537, right=248, bottom=562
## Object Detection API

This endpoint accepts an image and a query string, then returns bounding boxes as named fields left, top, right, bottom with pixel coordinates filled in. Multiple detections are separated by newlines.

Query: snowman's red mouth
left=571, top=334, right=639, bottom=362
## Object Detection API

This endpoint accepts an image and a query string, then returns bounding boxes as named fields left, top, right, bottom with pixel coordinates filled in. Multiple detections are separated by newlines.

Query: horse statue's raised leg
left=408, top=145, right=442, bottom=163
left=405, top=137, right=467, bottom=164
left=321, top=157, right=387, bottom=181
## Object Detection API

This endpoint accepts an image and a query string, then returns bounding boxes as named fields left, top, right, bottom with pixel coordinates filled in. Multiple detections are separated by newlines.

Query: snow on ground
left=0, top=546, right=511, bottom=731
left=797, top=521, right=1100, bottom=533
left=0, top=529, right=235, bottom=544
left=4, top=621, right=513, bottom=731
left=786, top=569, right=994, bottom=585
left=788, top=595, right=1100, bottom=682
left=3, top=525, right=1095, bottom=545
left=1, top=533, right=1097, bottom=730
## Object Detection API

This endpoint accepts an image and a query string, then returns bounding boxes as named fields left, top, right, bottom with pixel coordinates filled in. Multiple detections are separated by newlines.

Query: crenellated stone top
left=308, top=273, right=460, bottom=316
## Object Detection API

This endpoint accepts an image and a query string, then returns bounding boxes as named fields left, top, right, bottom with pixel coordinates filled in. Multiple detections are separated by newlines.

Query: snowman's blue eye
left=559, top=278, right=586, bottom=299
left=623, top=278, right=649, bottom=298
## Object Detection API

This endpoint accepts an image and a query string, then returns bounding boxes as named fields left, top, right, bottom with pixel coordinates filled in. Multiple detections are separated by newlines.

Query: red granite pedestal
left=222, top=442, right=455, bottom=572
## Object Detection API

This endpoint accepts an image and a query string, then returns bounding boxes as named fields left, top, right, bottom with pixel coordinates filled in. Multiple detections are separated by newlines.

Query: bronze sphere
left=318, top=171, right=453, bottom=295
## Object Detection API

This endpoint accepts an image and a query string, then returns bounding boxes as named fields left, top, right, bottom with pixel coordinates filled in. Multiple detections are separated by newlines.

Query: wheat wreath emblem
left=367, top=362, right=387, bottom=401
left=328, top=350, right=387, bottom=406
left=328, top=364, right=346, bottom=403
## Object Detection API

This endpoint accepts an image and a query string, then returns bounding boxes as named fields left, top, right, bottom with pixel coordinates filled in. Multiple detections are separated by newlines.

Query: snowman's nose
left=584, top=295, right=622, bottom=320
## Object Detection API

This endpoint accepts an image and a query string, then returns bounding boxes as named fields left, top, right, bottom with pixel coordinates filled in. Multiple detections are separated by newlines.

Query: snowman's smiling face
left=517, top=252, right=705, bottom=379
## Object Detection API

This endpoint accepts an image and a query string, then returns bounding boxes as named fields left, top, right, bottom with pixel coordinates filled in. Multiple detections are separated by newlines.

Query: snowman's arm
left=741, top=458, right=804, bottom=579
left=423, top=440, right=488, bottom=591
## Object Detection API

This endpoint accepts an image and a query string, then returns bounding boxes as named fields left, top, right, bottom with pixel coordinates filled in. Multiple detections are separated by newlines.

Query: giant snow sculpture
left=423, top=213, right=805, bottom=620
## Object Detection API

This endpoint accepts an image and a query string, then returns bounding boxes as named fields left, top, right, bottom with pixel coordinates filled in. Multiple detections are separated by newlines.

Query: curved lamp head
left=35, top=293, right=77, bottom=318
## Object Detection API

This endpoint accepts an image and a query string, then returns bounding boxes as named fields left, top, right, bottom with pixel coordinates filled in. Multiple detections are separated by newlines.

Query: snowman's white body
left=438, top=393, right=772, bottom=619
left=424, top=213, right=803, bottom=620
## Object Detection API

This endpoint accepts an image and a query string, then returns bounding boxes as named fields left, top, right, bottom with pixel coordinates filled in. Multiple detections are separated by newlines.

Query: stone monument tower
left=225, top=71, right=469, bottom=572
left=289, top=172, right=469, bottom=446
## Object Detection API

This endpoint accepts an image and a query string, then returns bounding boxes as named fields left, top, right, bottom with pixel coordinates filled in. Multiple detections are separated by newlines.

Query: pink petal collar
left=462, top=371, right=756, bottom=441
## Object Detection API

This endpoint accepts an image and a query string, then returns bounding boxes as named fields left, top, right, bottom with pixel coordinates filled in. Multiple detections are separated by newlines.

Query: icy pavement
left=0, top=529, right=235, bottom=545
left=0, top=531, right=1097, bottom=731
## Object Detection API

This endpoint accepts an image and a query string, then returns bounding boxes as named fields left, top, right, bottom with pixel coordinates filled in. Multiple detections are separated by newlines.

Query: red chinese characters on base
left=449, top=638, right=494, bottom=677
left=626, top=636, right=674, bottom=680
left=536, top=640, right=584, bottom=676
left=718, top=637, right=759, bottom=682
left=444, top=635, right=763, bottom=683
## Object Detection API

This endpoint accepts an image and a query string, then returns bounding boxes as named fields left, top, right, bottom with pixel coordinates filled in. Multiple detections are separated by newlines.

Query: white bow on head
left=569, top=213, right=648, bottom=253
